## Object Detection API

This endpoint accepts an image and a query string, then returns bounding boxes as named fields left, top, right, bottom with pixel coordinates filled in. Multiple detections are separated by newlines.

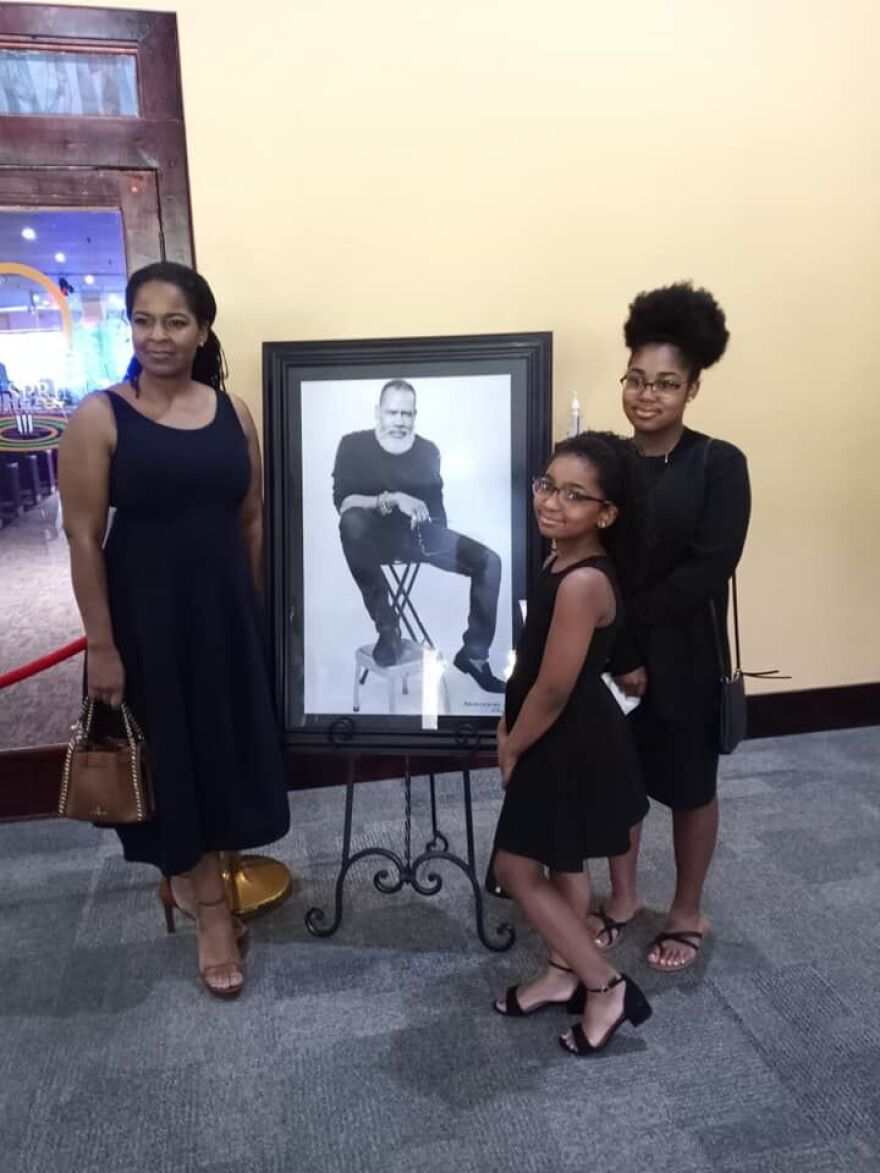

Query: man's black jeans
left=339, top=509, right=501, bottom=659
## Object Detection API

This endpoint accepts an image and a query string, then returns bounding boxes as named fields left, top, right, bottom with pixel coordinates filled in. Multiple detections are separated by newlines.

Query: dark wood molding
left=746, top=682, right=880, bottom=740
left=3, top=684, right=876, bottom=822
left=0, top=5, right=192, bottom=263
left=0, top=166, right=163, bottom=269
left=0, top=743, right=65, bottom=821
left=0, top=118, right=191, bottom=262
left=0, top=5, right=176, bottom=56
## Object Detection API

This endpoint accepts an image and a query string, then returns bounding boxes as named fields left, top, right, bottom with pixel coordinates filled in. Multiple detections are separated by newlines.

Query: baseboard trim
left=2, top=683, right=876, bottom=821
left=746, top=682, right=879, bottom=739
left=0, top=744, right=66, bottom=822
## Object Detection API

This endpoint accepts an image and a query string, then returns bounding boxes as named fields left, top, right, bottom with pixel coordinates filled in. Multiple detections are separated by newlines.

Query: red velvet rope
left=0, top=636, right=86, bottom=690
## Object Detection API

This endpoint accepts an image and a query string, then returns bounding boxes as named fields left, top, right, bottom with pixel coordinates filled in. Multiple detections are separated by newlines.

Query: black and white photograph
left=264, top=333, right=552, bottom=751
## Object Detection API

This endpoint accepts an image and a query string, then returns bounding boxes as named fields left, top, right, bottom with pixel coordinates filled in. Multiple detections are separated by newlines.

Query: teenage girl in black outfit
left=588, top=283, right=751, bottom=972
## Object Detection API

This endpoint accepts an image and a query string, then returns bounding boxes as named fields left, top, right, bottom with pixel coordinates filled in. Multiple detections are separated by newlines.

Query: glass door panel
left=0, top=169, right=162, bottom=750
left=0, top=207, right=130, bottom=405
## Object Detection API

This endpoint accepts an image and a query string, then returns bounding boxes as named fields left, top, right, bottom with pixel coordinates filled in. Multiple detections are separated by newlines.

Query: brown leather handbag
left=58, top=698, right=153, bottom=824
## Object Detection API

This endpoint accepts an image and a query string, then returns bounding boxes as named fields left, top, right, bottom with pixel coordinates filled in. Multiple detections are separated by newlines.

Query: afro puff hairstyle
left=623, top=281, right=729, bottom=377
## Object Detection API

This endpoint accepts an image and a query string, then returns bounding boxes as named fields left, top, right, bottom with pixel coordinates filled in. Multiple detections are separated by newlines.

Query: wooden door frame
left=0, top=4, right=193, bottom=263
left=0, top=166, right=162, bottom=271
left=0, top=5, right=193, bottom=816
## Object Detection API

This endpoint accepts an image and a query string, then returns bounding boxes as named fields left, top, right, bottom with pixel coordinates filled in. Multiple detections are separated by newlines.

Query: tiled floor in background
left=1, top=491, right=82, bottom=748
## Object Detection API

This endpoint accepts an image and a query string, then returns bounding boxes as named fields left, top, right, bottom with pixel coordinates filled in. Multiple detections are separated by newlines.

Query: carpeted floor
left=1, top=726, right=878, bottom=1173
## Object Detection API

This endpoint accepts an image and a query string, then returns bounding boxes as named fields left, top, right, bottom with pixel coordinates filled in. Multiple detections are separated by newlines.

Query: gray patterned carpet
left=1, top=727, right=878, bottom=1173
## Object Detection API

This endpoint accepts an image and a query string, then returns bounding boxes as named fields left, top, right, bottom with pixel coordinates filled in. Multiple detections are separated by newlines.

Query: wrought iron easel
left=305, top=721, right=515, bottom=952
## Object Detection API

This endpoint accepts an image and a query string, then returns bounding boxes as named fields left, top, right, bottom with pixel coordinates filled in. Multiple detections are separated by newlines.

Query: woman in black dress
left=490, top=433, right=652, bottom=1056
left=589, top=282, right=751, bottom=972
left=59, top=262, right=290, bottom=998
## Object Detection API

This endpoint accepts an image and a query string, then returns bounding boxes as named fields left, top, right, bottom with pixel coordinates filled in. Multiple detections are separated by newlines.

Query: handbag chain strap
left=58, top=698, right=148, bottom=819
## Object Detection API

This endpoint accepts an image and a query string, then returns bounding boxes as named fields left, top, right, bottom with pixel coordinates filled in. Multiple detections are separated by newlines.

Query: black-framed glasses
left=620, top=372, right=684, bottom=395
left=531, top=476, right=609, bottom=507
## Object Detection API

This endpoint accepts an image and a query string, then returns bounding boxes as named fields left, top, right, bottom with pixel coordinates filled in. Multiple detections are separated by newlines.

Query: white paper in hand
left=602, top=672, right=641, bottom=715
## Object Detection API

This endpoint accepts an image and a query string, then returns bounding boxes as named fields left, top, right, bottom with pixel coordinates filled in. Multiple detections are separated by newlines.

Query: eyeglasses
left=620, top=372, right=684, bottom=396
left=532, top=476, right=609, bottom=507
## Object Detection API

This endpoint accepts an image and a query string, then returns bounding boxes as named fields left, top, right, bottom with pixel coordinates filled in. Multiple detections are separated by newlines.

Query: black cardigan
left=610, top=427, right=751, bottom=719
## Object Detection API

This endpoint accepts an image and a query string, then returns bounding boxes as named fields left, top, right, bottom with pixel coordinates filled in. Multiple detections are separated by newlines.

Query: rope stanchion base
left=220, top=850, right=293, bottom=918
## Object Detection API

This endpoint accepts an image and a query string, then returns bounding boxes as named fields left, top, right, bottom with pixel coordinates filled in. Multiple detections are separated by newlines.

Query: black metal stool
left=383, top=561, right=435, bottom=648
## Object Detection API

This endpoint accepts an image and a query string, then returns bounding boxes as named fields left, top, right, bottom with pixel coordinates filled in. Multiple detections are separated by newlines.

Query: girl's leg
left=494, top=850, right=627, bottom=1045
left=550, top=869, right=589, bottom=918
left=586, top=821, right=643, bottom=948
left=495, top=869, right=591, bottom=1012
left=648, top=798, right=716, bottom=969
left=182, top=852, right=242, bottom=993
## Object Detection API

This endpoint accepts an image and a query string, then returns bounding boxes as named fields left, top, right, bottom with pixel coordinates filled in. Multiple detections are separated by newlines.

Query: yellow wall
left=13, top=0, right=880, bottom=692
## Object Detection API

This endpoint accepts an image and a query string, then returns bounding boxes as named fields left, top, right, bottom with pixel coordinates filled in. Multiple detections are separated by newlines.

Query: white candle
left=568, top=394, right=582, bottom=437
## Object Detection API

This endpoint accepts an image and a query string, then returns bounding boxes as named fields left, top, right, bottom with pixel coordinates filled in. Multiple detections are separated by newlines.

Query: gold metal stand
left=220, top=851, right=293, bottom=918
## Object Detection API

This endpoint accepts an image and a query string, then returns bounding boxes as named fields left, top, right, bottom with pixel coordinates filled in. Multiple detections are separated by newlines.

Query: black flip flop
left=589, top=906, right=633, bottom=951
left=647, top=930, right=705, bottom=972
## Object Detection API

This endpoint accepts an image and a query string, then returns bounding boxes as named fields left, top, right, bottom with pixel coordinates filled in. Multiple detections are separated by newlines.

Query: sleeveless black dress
left=101, top=388, right=290, bottom=876
left=491, top=556, right=647, bottom=871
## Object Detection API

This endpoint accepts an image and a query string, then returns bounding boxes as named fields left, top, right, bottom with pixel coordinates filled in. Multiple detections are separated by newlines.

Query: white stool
left=353, top=639, right=450, bottom=715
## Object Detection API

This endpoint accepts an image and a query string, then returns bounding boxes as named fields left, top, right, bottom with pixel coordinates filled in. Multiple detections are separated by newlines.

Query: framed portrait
left=263, top=332, right=552, bottom=751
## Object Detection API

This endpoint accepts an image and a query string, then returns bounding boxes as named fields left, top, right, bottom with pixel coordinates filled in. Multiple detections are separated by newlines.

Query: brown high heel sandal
left=196, top=894, right=244, bottom=1000
left=158, top=877, right=249, bottom=952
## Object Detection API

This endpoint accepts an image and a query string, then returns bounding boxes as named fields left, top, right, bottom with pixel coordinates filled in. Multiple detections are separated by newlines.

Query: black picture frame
left=263, top=332, right=552, bottom=752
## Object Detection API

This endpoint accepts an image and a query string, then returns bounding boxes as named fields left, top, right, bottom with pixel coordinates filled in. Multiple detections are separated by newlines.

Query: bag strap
left=701, top=439, right=733, bottom=679
left=709, top=594, right=734, bottom=679
left=77, top=697, right=144, bottom=747
left=702, top=437, right=790, bottom=683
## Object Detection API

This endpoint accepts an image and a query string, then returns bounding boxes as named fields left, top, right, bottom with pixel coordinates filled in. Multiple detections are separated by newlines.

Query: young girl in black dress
left=491, top=432, right=652, bottom=1055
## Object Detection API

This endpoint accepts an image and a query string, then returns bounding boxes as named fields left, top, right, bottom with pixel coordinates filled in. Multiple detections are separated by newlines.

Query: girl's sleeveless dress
left=101, top=388, right=290, bottom=876
left=491, top=555, right=647, bottom=871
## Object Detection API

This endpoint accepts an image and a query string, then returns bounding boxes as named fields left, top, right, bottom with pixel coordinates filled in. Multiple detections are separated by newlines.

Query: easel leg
left=425, top=772, right=449, bottom=852
left=306, top=757, right=515, bottom=951
left=305, top=757, right=356, bottom=936
left=305, top=754, right=409, bottom=933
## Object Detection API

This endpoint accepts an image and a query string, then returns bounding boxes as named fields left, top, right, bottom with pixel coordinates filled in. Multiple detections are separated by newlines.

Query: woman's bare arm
left=231, top=395, right=265, bottom=592
left=58, top=394, right=123, bottom=705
